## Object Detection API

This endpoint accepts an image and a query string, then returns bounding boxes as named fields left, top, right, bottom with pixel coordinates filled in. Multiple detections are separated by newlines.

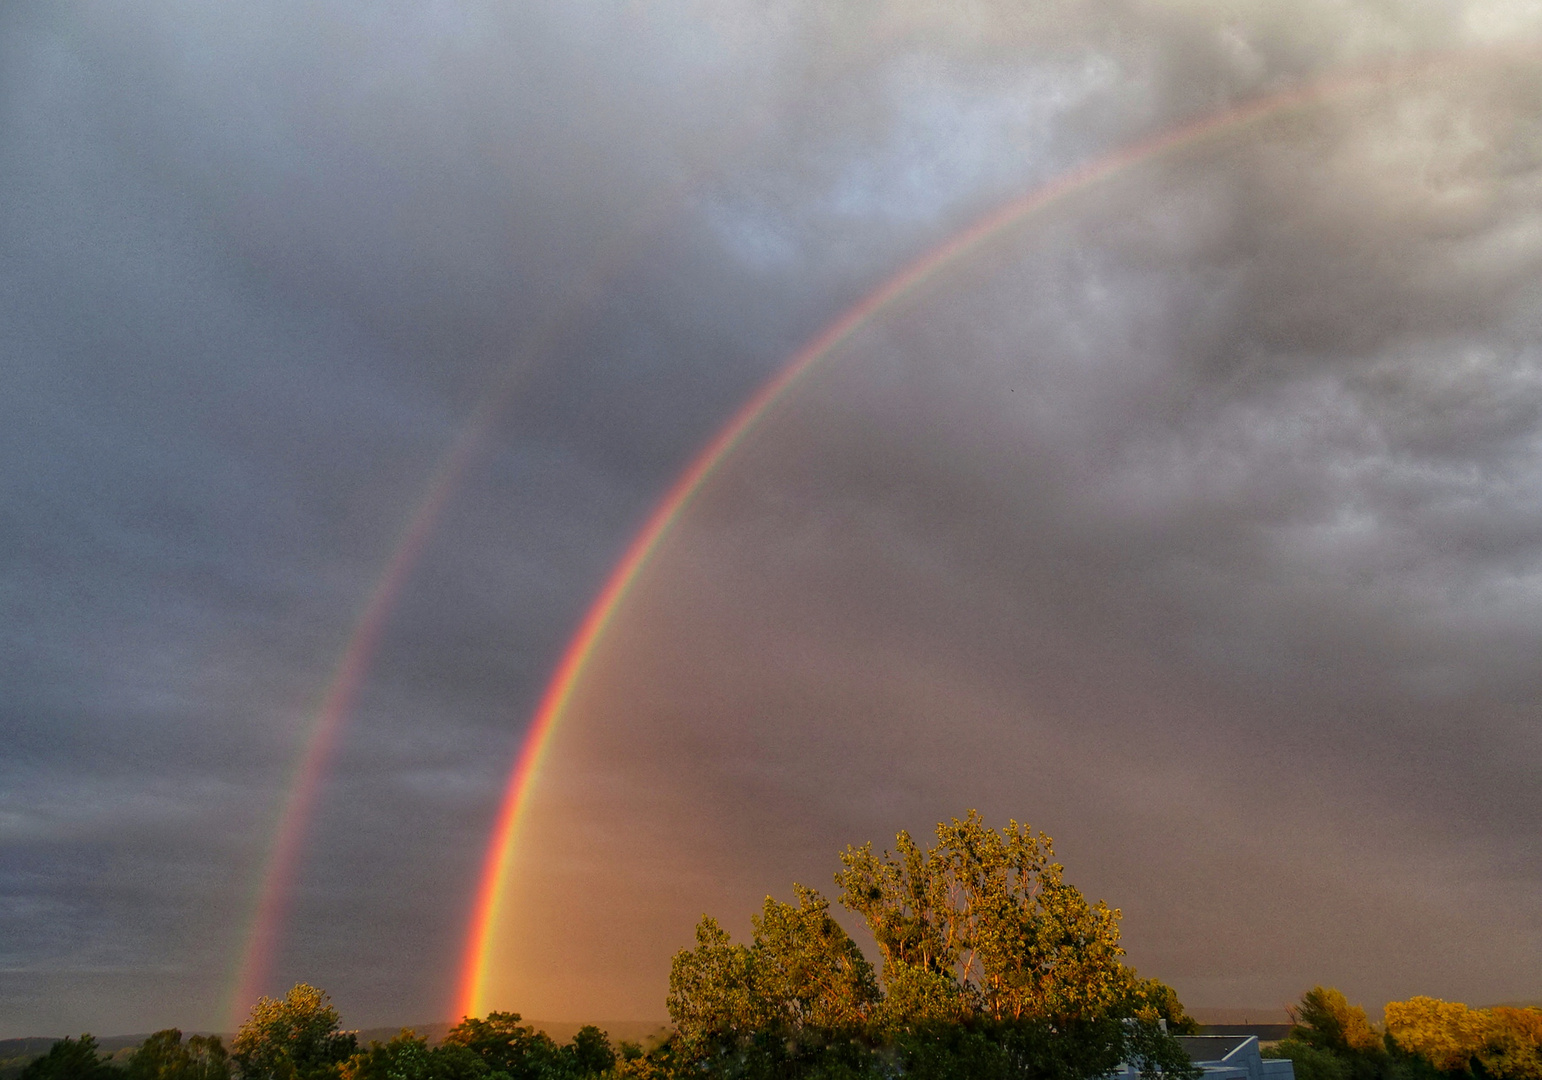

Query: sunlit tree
left=667, top=917, right=767, bottom=1045
left=231, top=983, right=358, bottom=1080
left=1265, top=987, right=1396, bottom=1080
left=668, top=885, right=879, bottom=1046
left=668, top=810, right=1198, bottom=1080
left=1291, top=987, right=1383, bottom=1056
left=835, top=811, right=1128, bottom=1025
left=1126, top=976, right=1200, bottom=1035
left=1385, top=997, right=1542, bottom=1080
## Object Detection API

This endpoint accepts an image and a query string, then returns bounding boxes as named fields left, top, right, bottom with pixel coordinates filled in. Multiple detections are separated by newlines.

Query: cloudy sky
left=6, top=0, right=1542, bottom=1040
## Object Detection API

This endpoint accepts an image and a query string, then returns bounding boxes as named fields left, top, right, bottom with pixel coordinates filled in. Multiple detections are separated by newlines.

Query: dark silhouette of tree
left=125, top=1030, right=230, bottom=1080
left=441, top=1011, right=563, bottom=1079
left=560, top=1027, right=616, bottom=1077
left=18, top=1035, right=116, bottom=1080
left=337, top=1029, right=489, bottom=1080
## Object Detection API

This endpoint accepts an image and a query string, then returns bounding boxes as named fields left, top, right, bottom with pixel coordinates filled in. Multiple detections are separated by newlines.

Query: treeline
left=20, top=814, right=1541, bottom=1080
left=10, top=992, right=621, bottom=1080
left=15, top=814, right=1201, bottom=1080
left=1268, top=987, right=1542, bottom=1080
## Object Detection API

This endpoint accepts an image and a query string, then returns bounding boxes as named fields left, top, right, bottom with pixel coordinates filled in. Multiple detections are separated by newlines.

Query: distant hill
left=353, top=1020, right=672, bottom=1049
left=522, top=1021, right=673, bottom=1049
left=0, top=1039, right=56, bottom=1080
left=1190, top=1007, right=1291, bottom=1025
left=1, top=1033, right=198, bottom=1079
left=0, top=1040, right=57, bottom=1060
left=1198, top=1024, right=1293, bottom=1042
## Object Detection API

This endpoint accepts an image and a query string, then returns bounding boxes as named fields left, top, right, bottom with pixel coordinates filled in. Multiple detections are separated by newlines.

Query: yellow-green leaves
left=1386, top=997, right=1542, bottom=1080
left=667, top=889, right=879, bottom=1045
left=835, top=811, right=1127, bottom=1025
left=230, top=984, right=357, bottom=1080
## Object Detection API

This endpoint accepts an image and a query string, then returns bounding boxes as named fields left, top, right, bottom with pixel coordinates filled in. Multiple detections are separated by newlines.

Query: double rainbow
left=221, top=46, right=1506, bottom=1029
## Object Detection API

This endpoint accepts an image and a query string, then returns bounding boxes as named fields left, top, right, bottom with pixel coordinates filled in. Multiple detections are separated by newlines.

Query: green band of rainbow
left=227, top=412, right=496, bottom=1029
left=223, top=104, right=783, bottom=1029
left=449, top=59, right=1449, bottom=1019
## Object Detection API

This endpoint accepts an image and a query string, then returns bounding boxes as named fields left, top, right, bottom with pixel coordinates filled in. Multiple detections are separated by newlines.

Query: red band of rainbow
left=448, top=56, right=1467, bottom=1018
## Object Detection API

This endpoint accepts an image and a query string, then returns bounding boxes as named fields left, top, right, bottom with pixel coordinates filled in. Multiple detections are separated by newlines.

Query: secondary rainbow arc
left=223, top=96, right=797, bottom=1028
left=227, top=418, right=493, bottom=1028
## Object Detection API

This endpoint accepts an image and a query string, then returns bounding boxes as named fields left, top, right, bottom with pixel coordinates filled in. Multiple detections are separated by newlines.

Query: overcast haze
left=5, top=0, right=1542, bottom=1041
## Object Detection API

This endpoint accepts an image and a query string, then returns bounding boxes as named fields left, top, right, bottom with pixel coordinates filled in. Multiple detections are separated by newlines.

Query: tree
left=231, top=983, right=358, bottom=1080
left=1384, top=997, right=1542, bottom=1080
left=834, top=812, right=1128, bottom=1026
left=338, top=1031, right=439, bottom=1080
left=667, top=811, right=1199, bottom=1080
left=1126, top=976, right=1200, bottom=1035
left=1264, top=1040, right=1352, bottom=1080
left=1385, top=998, right=1489, bottom=1075
left=1291, top=988, right=1382, bottom=1056
left=127, top=1030, right=231, bottom=1080
left=441, top=1012, right=560, bottom=1079
left=560, top=1026, right=616, bottom=1077
left=1267, top=987, right=1394, bottom=1080
left=18, top=1036, right=116, bottom=1080
left=668, top=886, right=879, bottom=1048
left=1486, top=1008, right=1542, bottom=1080
left=667, top=917, right=767, bottom=1045
left=337, top=1030, right=491, bottom=1080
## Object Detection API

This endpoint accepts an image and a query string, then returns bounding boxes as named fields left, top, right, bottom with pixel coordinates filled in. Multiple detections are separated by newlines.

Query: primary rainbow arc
left=449, top=65, right=1425, bottom=1020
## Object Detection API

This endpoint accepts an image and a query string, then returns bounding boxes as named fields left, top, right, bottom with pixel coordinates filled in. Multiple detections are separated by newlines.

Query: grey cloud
left=6, top=0, right=1542, bottom=1041
left=498, top=27, right=1542, bottom=1020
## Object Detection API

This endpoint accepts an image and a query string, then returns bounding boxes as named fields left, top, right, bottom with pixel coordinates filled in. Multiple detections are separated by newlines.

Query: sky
left=5, top=0, right=1542, bottom=1040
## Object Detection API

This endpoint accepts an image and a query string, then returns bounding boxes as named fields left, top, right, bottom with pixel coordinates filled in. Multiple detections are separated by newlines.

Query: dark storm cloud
left=4, top=0, right=1539, bottom=1040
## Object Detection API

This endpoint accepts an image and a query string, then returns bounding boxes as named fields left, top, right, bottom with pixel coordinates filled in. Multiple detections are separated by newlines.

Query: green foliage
left=1125, top=976, right=1200, bottom=1035
left=231, top=983, right=358, bottom=1080
left=1266, top=1039, right=1353, bottom=1080
left=338, top=1030, right=490, bottom=1080
left=1257, top=986, right=1542, bottom=1080
left=442, top=1011, right=560, bottom=1078
left=439, top=1012, right=613, bottom=1079
left=669, top=887, right=880, bottom=1049
left=609, top=1038, right=682, bottom=1080
left=890, top=1017, right=1185, bottom=1080
left=665, top=811, right=1200, bottom=1080
left=560, top=1028, right=615, bottom=1077
left=667, top=919, right=765, bottom=1045
left=126, top=1030, right=230, bottom=1080
left=873, top=959, right=967, bottom=1027
left=19, top=1035, right=117, bottom=1080
left=835, top=812, right=1128, bottom=1025
left=1292, top=988, right=1383, bottom=1056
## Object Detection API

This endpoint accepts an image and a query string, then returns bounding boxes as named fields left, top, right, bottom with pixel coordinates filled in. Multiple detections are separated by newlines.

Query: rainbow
left=449, top=58, right=1462, bottom=1020
left=223, top=89, right=794, bottom=1028
left=225, top=185, right=698, bottom=1027
left=227, top=417, right=493, bottom=1028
